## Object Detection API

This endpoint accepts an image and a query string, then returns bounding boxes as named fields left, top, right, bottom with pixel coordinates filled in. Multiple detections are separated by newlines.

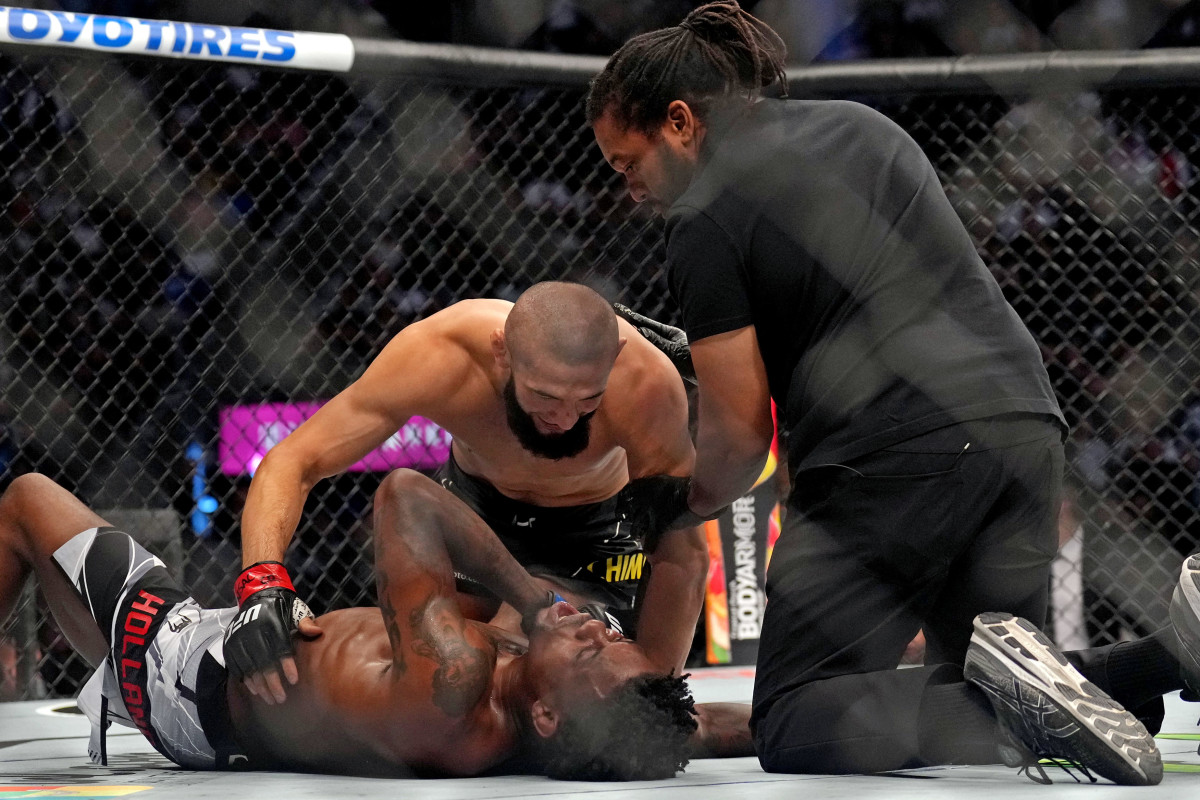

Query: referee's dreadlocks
left=586, top=1, right=788, bottom=134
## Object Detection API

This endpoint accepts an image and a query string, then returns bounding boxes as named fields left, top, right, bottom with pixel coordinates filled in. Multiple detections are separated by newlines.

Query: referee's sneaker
left=1172, top=555, right=1200, bottom=701
left=964, top=612, right=1163, bottom=786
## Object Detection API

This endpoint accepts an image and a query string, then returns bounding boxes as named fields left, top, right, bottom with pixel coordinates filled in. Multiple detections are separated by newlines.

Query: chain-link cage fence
left=1, top=35, right=1199, bottom=699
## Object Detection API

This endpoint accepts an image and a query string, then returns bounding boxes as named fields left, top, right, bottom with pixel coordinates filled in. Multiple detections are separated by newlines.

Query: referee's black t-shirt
left=665, top=98, right=1065, bottom=473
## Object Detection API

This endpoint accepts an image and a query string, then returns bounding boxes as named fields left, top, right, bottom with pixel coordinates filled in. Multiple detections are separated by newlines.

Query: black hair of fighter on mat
left=585, top=0, right=788, bottom=134
left=538, top=672, right=696, bottom=780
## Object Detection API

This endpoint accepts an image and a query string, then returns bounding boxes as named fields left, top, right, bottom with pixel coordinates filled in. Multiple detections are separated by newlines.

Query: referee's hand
left=614, top=303, right=695, bottom=385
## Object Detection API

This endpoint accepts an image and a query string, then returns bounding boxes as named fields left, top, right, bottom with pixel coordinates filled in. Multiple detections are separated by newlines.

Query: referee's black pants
left=751, top=413, right=1067, bottom=773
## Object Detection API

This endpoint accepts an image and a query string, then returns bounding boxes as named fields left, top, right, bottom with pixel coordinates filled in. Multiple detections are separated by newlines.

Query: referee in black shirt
left=587, top=0, right=1172, bottom=785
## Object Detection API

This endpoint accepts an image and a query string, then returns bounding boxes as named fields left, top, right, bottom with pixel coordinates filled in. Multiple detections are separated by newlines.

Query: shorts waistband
left=196, top=650, right=248, bottom=768
left=439, top=451, right=617, bottom=521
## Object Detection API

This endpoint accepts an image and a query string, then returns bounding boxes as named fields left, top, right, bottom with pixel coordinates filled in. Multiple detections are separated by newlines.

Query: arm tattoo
left=376, top=572, right=406, bottom=675
left=409, top=596, right=492, bottom=717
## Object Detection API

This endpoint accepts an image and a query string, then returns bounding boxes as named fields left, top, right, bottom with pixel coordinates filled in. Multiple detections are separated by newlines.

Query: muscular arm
left=617, top=336, right=707, bottom=675
left=240, top=320, right=468, bottom=567
left=372, top=471, right=550, bottom=710
left=637, top=525, right=707, bottom=675
left=687, top=327, right=775, bottom=516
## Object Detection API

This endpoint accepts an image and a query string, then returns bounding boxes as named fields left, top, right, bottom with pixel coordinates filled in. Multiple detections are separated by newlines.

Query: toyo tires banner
left=0, top=7, right=354, bottom=71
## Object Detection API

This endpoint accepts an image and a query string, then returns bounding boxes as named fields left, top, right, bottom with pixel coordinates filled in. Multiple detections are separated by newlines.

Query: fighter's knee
left=0, top=473, right=55, bottom=518
left=374, top=468, right=438, bottom=510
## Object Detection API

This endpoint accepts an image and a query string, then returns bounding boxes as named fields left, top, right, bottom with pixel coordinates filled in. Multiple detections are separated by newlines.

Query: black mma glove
left=224, top=561, right=314, bottom=682
left=613, top=303, right=696, bottom=385
left=618, top=475, right=723, bottom=552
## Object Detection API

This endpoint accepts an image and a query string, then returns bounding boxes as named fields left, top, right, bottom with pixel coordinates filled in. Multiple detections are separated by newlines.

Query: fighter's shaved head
left=506, top=282, right=621, bottom=369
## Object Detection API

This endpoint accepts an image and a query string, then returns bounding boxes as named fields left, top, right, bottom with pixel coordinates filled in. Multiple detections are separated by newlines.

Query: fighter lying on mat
left=0, top=471, right=748, bottom=779
left=234, top=281, right=711, bottom=706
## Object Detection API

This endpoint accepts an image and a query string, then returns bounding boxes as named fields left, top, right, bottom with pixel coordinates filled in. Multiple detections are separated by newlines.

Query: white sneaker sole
left=1170, top=554, right=1200, bottom=694
left=965, top=612, right=1163, bottom=786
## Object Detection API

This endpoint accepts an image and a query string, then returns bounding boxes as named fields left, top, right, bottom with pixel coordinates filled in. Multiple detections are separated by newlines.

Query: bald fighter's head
left=504, top=282, right=623, bottom=370
left=492, top=282, right=626, bottom=460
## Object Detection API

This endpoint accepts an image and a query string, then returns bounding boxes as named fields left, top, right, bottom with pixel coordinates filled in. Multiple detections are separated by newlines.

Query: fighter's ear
left=491, top=328, right=510, bottom=370
left=665, top=99, right=701, bottom=145
left=530, top=698, right=560, bottom=739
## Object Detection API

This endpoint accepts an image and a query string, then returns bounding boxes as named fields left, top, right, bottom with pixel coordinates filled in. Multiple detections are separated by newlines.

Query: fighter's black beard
left=503, top=377, right=594, bottom=460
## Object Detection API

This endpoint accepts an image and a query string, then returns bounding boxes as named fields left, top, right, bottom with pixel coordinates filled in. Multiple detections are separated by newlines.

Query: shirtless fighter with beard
left=229, top=281, right=710, bottom=705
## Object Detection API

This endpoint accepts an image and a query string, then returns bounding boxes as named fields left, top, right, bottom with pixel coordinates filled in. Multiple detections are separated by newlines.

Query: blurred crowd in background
left=2, top=0, right=1200, bottom=695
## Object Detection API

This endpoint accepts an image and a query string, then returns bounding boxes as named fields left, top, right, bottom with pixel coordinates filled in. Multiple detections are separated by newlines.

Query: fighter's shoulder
left=608, top=318, right=689, bottom=431
left=613, top=315, right=684, bottom=393
left=399, top=299, right=508, bottom=340
left=377, top=299, right=508, bottom=365
left=430, top=298, right=512, bottom=329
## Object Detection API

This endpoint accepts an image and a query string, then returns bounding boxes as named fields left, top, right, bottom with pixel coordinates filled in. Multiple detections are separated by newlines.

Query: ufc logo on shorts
left=229, top=605, right=261, bottom=636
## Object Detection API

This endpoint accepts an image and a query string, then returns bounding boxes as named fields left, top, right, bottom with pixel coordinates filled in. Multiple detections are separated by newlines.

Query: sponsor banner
left=766, top=494, right=781, bottom=571
left=703, top=517, right=731, bottom=664
left=218, top=402, right=451, bottom=476
left=704, top=440, right=782, bottom=666
left=0, top=7, right=354, bottom=72
left=723, top=489, right=772, bottom=657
